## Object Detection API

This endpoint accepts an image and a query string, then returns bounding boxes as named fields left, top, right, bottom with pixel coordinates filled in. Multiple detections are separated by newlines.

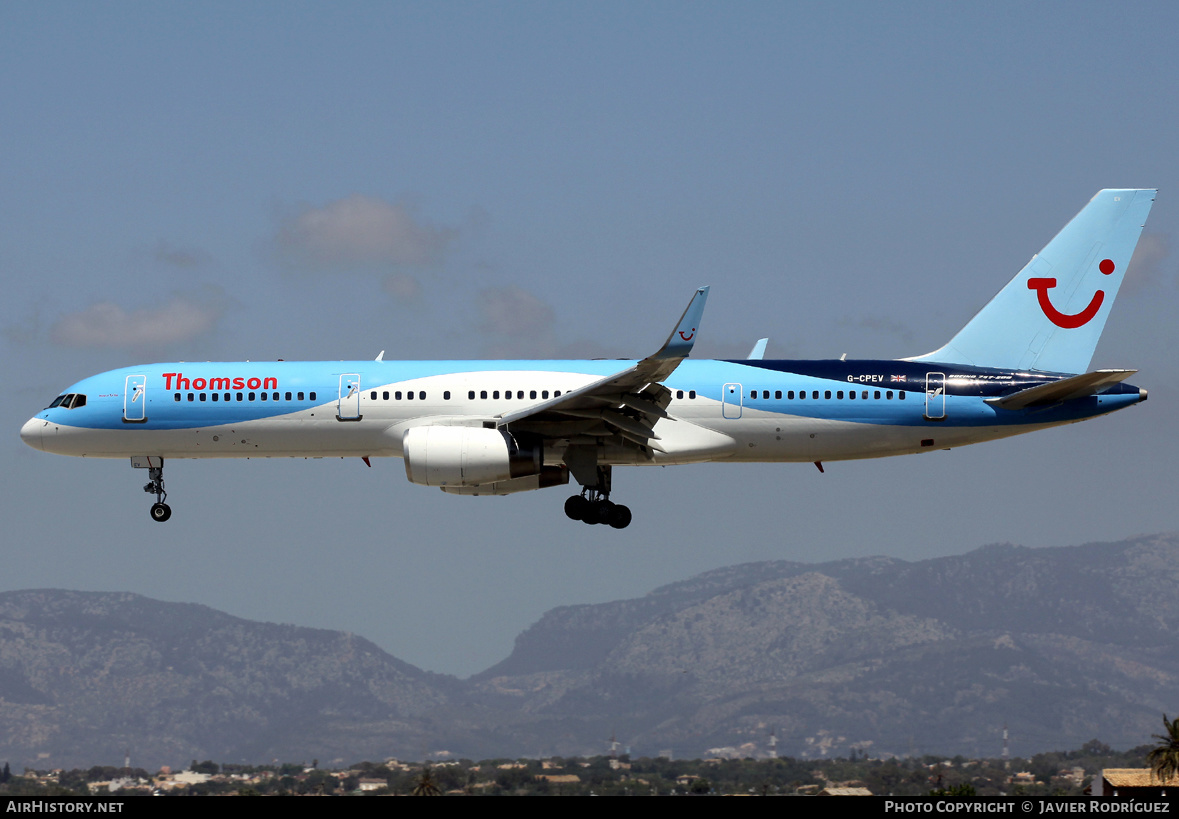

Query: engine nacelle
left=439, top=466, right=569, bottom=496
left=402, top=426, right=542, bottom=487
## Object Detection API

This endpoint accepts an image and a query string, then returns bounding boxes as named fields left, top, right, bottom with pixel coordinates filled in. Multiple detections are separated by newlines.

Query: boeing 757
left=21, top=189, right=1155, bottom=528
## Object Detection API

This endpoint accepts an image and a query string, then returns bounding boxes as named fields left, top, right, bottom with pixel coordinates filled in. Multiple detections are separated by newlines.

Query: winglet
left=747, top=338, right=769, bottom=360
left=653, top=286, right=709, bottom=360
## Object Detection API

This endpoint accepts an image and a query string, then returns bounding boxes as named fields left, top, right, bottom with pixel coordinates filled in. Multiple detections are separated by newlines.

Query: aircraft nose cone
left=20, top=417, right=44, bottom=451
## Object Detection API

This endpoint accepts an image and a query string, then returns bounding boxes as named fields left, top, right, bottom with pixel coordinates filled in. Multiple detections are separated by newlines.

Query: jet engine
left=402, top=426, right=543, bottom=487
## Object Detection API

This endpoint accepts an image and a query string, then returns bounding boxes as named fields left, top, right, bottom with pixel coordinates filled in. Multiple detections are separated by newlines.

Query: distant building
left=820, top=787, right=874, bottom=796
left=1094, top=769, right=1174, bottom=797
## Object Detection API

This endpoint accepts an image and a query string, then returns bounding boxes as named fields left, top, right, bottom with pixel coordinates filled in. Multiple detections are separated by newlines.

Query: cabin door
left=124, top=374, right=147, bottom=423
left=337, top=373, right=362, bottom=421
left=722, top=383, right=743, bottom=419
left=924, top=372, right=946, bottom=421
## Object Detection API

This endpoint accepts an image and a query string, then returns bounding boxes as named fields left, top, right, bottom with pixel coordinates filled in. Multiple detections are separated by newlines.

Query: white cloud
left=152, top=242, right=212, bottom=269
left=50, top=294, right=224, bottom=348
left=474, top=285, right=561, bottom=357
left=477, top=286, right=555, bottom=338
left=277, top=195, right=456, bottom=270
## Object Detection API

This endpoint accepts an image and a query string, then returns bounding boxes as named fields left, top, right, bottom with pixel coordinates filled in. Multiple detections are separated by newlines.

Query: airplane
left=21, top=189, right=1155, bottom=529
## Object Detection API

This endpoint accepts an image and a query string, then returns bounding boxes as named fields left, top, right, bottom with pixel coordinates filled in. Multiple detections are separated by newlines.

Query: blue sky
left=3, top=2, right=1178, bottom=677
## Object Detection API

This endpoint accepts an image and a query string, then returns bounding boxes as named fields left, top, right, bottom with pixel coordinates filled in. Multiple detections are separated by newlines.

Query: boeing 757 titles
left=21, top=189, right=1155, bottom=528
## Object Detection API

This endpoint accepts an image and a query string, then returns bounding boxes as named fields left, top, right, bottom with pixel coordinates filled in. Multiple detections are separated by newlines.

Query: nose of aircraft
left=20, top=417, right=44, bottom=451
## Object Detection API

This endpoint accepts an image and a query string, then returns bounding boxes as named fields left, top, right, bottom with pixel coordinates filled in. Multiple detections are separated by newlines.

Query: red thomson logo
left=1027, top=258, right=1115, bottom=329
left=163, top=372, right=278, bottom=391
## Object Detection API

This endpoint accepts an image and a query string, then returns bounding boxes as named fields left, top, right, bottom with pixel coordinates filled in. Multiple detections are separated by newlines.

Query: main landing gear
left=561, top=460, right=631, bottom=529
left=141, top=460, right=171, bottom=522
left=564, top=492, right=632, bottom=529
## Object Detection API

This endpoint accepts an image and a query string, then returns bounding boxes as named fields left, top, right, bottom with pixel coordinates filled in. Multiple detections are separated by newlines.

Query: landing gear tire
left=564, top=495, right=589, bottom=521
left=588, top=500, right=613, bottom=525
left=608, top=504, right=632, bottom=529
left=568, top=497, right=631, bottom=528
left=150, top=502, right=172, bottom=522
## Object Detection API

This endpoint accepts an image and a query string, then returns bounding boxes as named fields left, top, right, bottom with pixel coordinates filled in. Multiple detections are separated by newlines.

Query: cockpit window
left=47, top=393, right=87, bottom=409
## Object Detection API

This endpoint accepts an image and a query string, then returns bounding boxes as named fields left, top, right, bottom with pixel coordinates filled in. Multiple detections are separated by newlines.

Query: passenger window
left=862, top=391, right=868, bottom=399
left=370, top=391, right=377, bottom=400
left=394, top=391, right=402, bottom=400
left=886, top=390, right=893, bottom=399
left=468, top=390, right=475, bottom=400
left=824, top=390, right=831, bottom=399
left=481, top=390, right=488, bottom=399
left=444, top=391, right=451, bottom=400
left=849, top=391, right=856, bottom=400
left=676, top=390, right=684, bottom=399
left=542, top=390, right=549, bottom=399
left=383, top=391, right=389, bottom=400
left=689, top=390, right=695, bottom=399
left=493, top=391, right=499, bottom=399
left=174, top=393, right=181, bottom=402
left=188, top=393, right=195, bottom=402
left=516, top=390, right=523, bottom=399
left=899, top=391, right=906, bottom=400
left=812, top=391, right=819, bottom=399
left=248, top=392, right=255, bottom=401
left=200, top=393, right=207, bottom=402
left=875, top=390, right=881, bottom=399
left=530, top=390, right=537, bottom=399
left=272, top=392, right=279, bottom=401
left=310, top=392, right=316, bottom=400
left=297, top=392, right=303, bottom=401
left=286, top=392, right=292, bottom=401
left=749, top=390, right=756, bottom=399
left=555, top=390, right=562, bottom=397
left=260, top=392, right=266, bottom=401
left=775, top=390, right=781, bottom=399
left=788, top=390, right=795, bottom=399
left=212, top=393, right=219, bottom=402
left=238, top=392, right=244, bottom=401
left=407, top=391, right=414, bottom=400
left=836, top=391, right=843, bottom=399
left=420, top=392, right=425, bottom=400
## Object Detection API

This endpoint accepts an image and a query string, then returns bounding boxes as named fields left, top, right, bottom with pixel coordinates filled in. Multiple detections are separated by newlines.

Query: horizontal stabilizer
left=985, top=369, right=1137, bottom=410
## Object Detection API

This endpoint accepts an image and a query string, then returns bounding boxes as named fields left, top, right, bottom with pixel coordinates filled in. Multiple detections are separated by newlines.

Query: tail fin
left=912, top=189, right=1156, bottom=373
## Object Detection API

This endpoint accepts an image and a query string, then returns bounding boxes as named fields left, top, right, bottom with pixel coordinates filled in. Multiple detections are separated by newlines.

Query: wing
left=496, top=286, right=710, bottom=453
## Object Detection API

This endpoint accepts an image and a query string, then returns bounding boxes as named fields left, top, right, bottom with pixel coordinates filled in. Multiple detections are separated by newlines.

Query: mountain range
left=0, top=533, right=1175, bottom=769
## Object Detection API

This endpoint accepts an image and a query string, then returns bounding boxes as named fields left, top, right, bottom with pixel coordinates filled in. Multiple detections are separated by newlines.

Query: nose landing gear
left=134, top=457, right=171, bottom=522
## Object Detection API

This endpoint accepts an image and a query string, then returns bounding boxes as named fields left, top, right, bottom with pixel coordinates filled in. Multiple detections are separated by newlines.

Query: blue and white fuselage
left=19, top=358, right=1145, bottom=462
left=19, top=189, right=1157, bottom=527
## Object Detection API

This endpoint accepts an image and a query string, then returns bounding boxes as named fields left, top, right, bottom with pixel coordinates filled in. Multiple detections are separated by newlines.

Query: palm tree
left=412, top=767, right=441, bottom=796
left=1147, top=714, right=1179, bottom=784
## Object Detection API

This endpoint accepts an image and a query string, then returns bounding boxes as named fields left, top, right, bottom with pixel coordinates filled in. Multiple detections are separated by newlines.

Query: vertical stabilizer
left=912, top=189, right=1156, bottom=373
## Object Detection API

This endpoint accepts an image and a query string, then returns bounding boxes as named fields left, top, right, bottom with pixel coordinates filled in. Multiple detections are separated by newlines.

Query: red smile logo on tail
left=1027, top=258, right=1115, bottom=329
